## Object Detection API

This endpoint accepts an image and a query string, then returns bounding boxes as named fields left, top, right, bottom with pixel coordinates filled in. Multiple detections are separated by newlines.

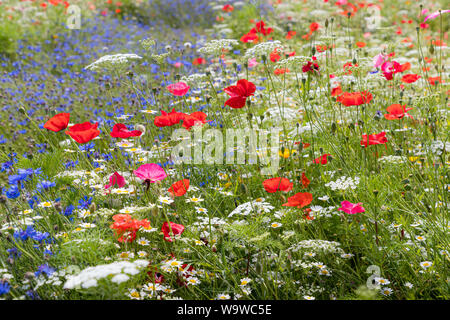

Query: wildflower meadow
left=0, top=0, right=448, bottom=303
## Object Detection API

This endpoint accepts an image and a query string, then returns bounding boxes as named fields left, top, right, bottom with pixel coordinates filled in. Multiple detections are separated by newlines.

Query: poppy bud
left=261, top=54, right=267, bottom=62
left=325, top=19, right=329, bottom=28
left=151, top=206, right=159, bottom=217
left=54, top=202, right=62, bottom=212
left=19, top=107, right=26, bottom=114
left=89, top=202, right=96, bottom=213
left=373, top=190, right=379, bottom=197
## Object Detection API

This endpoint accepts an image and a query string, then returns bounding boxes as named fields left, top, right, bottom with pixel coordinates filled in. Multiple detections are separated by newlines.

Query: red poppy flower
left=66, top=122, right=100, bottom=144
left=161, top=221, right=185, bottom=242
left=428, top=76, right=442, bottom=85
left=301, top=173, right=310, bottom=188
left=286, top=30, right=296, bottom=40
left=331, top=86, right=343, bottom=97
left=240, top=32, right=259, bottom=43
left=270, top=49, right=281, bottom=62
left=222, top=4, right=234, bottom=12
left=263, top=177, right=293, bottom=193
left=309, top=22, right=320, bottom=32
left=361, top=132, right=388, bottom=147
left=251, top=20, right=273, bottom=36
left=384, top=104, right=413, bottom=120
left=336, top=91, right=373, bottom=106
left=302, top=60, right=320, bottom=74
left=303, top=208, right=314, bottom=220
left=110, top=123, right=142, bottom=138
left=224, top=79, right=256, bottom=109
left=193, top=57, right=206, bottom=65
left=110, top=214, right=150, bottom=243
left=401, top=74, right=420, bottom=83
left=44, top=113, right=70, bottom=132
left=315, top=45, right=327, bottom=53
left=313, top=154, right=331, bottom=165
left=168, top=179, right=190, bottom=197
left=274, top=68, right=289, bottom=75
left=167, top=82, right=190, bottom=96
left=282, top=192, right=313, bottom=208
left=154, top=109, right=185, bottom=127
left=182, top=111, right=208, bottom=130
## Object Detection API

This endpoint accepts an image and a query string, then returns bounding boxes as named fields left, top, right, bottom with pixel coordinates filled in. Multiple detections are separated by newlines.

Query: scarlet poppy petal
left=225, top=96, right=247, bottom=109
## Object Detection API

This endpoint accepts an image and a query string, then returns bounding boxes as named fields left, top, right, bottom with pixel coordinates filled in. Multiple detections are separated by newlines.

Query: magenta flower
left=105, top=172, right=126, bottom=190
left=338, top=201, right=365, bottom=215
left=424, top=10, right=450, bottom=22
left=373, top=53, right=387, bottom=69
left=133, top=163, right=167, bottom=183
left=167, top=82, right=190, bottom=96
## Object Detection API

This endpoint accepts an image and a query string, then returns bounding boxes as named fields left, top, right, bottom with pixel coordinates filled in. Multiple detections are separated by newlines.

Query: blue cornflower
left=64, top=160, right=79, bottom=169
left=26, top=290, right=40, bottom=300
left=36, top=180, right=56, bottom=192
left=78, top=196, right=92, bottom=209
left=63, top=204, right=74, bottom=217
left=0, top=281, right=10, bottom=296
left=5, top=185, right=20, bottom=199
left=35, top=264, right=55, bottom=277
left=7, top=248, right=21, bottom=259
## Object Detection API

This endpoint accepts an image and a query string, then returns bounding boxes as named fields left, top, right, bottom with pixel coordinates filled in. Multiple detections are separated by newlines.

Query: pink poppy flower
left=105, top=172, right=126, bottom=190
left=248, top=58, right=259, bottom=68
left=424, top=10, right=450, bottom=22
left=167, top=82, right=190, bottom=96
left=161, top=221, right=185, bottom=242
left=373, top=53, right=387, bottom=68
left=133, top=163, right=167, bottom=183
left=338, top=201, right=365, bottom=214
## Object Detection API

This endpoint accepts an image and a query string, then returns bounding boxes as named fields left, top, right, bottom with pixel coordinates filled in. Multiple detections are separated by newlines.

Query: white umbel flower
left=85, top=53, right=143, bottom=70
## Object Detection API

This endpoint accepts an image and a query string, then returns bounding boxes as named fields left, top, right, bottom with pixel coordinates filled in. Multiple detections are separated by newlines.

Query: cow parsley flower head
left=244, top=40, right=283, bottom=60
left=198, top=39, right=239, bottom=55
left=85, top=53, right=143, bottom=71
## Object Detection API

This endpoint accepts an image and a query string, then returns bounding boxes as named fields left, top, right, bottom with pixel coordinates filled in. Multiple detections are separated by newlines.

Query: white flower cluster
left=228, top=198, right=275, bottom=217
left=288, top=239, right=343, bottom=254
left=181, top=73, right=210, bottom=87
left=274, top=55, right=311, bottom=69
left=198, top=39, right=239, bottom=55
left=244, top=40, right=283, bottom=60
left=63, top=260, right=148, bottom=289
left=85, top=53, right=143, bottom=71
left=429, top=140, right=450, bottom=156
left=325, top=176, right=360, bottom=191
left=378, top=155, right=407, bottom=164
